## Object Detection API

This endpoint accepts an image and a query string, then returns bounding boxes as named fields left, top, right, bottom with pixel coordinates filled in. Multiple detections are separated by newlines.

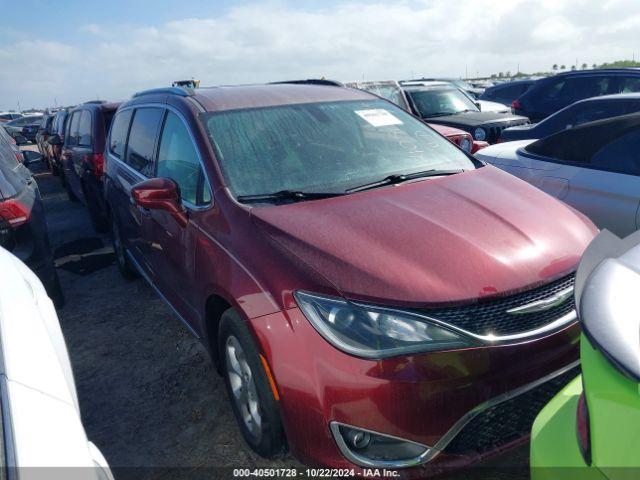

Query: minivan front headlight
left=294, top=291, right=476, bottom=359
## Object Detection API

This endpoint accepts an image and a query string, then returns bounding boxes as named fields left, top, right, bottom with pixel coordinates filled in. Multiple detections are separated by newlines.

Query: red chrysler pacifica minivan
left=104, top=83, right=596, bottom=475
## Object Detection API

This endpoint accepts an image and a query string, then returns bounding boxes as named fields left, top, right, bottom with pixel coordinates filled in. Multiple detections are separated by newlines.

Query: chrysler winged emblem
left=506, top=287, right=574, bottom=315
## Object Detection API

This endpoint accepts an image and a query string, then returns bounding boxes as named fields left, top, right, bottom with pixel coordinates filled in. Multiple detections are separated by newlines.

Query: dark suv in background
left=480, top=79, right=536, bottom=106
left=500, top=93, right=640, bottom=142
left=61, top=101, right=119, bottom=232
left=513, top=68, right=640, bottom=121
left=400, top=81, right=530, bottom=143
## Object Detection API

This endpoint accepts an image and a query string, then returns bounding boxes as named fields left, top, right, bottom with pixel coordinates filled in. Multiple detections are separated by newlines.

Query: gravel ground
left=30, top=157, right=298, bottom=479
left=28, top=152, right=529, bottom=480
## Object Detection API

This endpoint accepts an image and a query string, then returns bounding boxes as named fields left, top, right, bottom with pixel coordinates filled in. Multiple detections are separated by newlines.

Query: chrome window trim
left=107, top=103, right=213, bottom=211
left=329, top=421, right=432, bottom=469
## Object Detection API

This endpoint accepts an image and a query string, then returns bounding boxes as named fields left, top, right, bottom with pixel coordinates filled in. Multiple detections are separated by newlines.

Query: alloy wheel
left=225, top=335, right=262, bottom=439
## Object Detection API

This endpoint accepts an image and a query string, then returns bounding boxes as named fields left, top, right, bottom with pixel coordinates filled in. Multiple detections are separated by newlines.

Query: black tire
left=59, top=168, right=67, bottom=188
left=65, top=180, right=79, bottom=203
left=83, top=182, right=109, bottom=233
left=219, top=309, right=286, bottom=458
left=111, top=215, right=138, bottom=279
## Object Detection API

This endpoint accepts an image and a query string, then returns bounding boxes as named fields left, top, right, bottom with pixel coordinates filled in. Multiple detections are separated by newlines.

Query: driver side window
left=157, top=111, right=210, bottom=206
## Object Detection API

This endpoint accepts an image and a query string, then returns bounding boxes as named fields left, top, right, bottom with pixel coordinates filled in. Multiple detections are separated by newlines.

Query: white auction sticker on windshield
left=355, top=109, right=403, bottom=127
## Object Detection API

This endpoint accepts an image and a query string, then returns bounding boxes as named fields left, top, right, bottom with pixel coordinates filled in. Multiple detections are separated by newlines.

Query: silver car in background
left=475, top=112, right=640, bottom=236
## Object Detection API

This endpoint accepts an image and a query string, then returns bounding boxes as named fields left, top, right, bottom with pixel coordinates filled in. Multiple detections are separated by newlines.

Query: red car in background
left=428, top=123, right=488, bottom=153
left=104, top=83, right=595, bottom=476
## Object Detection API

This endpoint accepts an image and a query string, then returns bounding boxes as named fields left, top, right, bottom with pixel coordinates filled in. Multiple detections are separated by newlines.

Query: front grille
left=417, top=273, right=576, bottom=337
left=444, top=365, right=581, bottom=455
left=486, top=119, right=529, bottom=143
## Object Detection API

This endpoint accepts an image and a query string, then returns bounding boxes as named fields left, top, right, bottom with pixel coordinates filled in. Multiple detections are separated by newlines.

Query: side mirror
left=131, top=178, right=187, bottom=227
left=21, top=150, right=43, bottom=165
left=47, top=134, right=62, bottom=145
left=14, top=135, right=28, bottom=146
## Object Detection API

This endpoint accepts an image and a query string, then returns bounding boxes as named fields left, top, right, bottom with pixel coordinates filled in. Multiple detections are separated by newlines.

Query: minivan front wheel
left=220, top=309, right=286, bottom=458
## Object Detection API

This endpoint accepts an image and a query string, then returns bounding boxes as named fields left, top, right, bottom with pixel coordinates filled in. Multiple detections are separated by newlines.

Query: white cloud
left=1, top=0, right=639, bottom=109
left=79, top=23, right=106, bottom=36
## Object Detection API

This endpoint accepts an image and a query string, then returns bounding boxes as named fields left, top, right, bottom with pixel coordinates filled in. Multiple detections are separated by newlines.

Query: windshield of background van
left=203, top=100, right=475, bottom=197
left=408, top=89, right=479, bottom=117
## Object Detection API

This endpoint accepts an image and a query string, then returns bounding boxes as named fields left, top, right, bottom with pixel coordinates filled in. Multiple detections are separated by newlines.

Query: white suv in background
left=0, top=247, right=112, bottom=479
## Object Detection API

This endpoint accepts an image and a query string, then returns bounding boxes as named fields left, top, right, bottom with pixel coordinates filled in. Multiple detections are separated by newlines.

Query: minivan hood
left=251, top=166, right=597, bottom=307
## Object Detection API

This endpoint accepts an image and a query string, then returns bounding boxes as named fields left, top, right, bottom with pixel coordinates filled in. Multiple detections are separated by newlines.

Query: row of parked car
left=2, top=68, right=639, bottom=478
left=0, top=114, right=110, bottom=477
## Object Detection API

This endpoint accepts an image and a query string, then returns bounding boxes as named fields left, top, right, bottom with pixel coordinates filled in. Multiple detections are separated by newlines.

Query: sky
left=1, top=0, right=639, bottom=110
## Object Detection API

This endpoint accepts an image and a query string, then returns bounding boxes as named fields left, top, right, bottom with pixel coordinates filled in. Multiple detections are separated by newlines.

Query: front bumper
left=250, top=307, right=581, bottom=476
left=531, top=376, right=606, bottom=480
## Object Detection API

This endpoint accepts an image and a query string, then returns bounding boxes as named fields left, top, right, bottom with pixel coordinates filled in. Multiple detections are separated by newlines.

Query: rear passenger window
left=590, top=130, right=640, bottom=175
left=126, top=108, right=163, bottom=176
left=156, top=111, right=209, bottom=205
left=78, top=110, right=92, bottom=146
left=57, top=114, right=68, bottom=136
left=541, top=79, right=566, bottom=100
left=109, top=109, right=133, bottom=158
left=571, top=102, right=626, bottom=126
left=498, top=84, right=522, bottom=98
left=67, top=113, right=80, bottom=146
left=567, top=76, right=610, bottom=101
left=0, top=161, right=24, bottom=197
left=617, top=77, right=640, bottom=93
left=525, top=128, right=594, bottom=164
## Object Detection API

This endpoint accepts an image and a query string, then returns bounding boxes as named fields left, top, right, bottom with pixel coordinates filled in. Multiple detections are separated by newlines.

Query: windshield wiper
left=346, top=169, right=465, bottom=193
left=426, top=112, right=453, bottom=117
left=237, top=189, right=345, bottom=203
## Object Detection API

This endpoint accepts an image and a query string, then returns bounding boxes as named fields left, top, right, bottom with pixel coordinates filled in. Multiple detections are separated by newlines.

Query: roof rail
left=82, top=100, right=107, bottom=105
left=132, top=86, right=194, bottom=98
left=270, top=79, right=344, bottom=87
left=553, top=67, right=640, bottom=75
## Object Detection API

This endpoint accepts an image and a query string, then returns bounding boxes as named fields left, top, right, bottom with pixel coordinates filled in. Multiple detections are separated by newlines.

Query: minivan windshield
left=407, top=88, right=480, bottom=117
left=203, top=99, right=475, bottom=198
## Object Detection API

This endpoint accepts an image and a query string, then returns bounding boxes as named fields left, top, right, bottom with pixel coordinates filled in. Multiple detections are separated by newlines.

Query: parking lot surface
left=31, top=155, right=528, bottom=480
